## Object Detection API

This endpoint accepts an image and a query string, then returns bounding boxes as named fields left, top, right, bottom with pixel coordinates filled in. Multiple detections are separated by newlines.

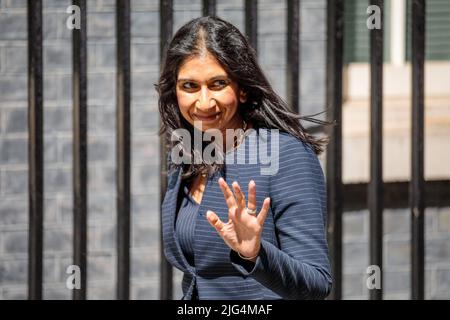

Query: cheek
left=176, top=90, right=193, bottom=118
left=215, top=90, right=239, bottom=114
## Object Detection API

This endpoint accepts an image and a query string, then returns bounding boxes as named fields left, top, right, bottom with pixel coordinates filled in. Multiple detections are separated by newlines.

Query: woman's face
left=176, top=53, right=246, bottom=132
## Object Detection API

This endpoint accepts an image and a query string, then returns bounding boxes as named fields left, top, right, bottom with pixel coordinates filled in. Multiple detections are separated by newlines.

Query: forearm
left=230, top=239, right=332, bottom=300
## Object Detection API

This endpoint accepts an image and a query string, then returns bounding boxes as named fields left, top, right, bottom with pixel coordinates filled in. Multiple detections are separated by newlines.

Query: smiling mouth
left=192, top=112, right=221, bottom=122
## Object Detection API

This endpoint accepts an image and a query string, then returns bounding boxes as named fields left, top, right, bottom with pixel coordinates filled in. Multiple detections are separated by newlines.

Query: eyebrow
left=177, top=75, right=230, bottom=83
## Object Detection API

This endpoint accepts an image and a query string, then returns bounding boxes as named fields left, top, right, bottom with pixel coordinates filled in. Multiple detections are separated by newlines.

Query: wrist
left=237, top=251, right=258, bottom=262
left=237, top=245, right=260, bottom=262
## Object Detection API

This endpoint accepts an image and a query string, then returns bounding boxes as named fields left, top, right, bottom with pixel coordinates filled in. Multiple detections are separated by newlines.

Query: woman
left=156, top=16, right=332, bottom=300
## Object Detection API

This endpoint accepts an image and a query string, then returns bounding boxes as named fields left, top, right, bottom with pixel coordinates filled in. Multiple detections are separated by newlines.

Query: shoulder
left=263, top=130, right=327, bottom=217
left=279, top=131, right=315, bottom=156
left=262, top=130, right=323, bottom=184
left=256, top=128, right=317, bottom=163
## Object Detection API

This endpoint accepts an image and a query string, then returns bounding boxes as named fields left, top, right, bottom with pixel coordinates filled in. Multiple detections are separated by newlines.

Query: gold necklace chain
left=225, top=119, right=248, bottom=156
left=200, top=120, right=248, bottom=178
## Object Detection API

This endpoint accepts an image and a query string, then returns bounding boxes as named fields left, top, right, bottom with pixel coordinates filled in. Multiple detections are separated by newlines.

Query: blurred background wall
left=0, top=0, right=449, bottom=299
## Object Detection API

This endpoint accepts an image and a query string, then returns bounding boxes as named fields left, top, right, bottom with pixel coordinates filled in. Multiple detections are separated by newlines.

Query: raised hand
left=206, top=177, right=271, bottom=261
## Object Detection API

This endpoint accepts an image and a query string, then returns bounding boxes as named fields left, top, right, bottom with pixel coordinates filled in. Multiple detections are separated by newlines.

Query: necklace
left=225, top=119, right=248, bottom=155
left=200, top=120, right=248, bottom=178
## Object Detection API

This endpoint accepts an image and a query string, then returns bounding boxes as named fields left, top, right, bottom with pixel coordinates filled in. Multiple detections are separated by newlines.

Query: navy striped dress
left=162, top=128, right=332, bottom=300
left=175, top=185, right=201, bottom=299
left=175, top=185, right=199, bottom=266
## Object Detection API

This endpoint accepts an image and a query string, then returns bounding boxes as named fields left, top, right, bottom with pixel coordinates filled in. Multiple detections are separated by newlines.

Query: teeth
left=196, top=113, right=220, bottom=120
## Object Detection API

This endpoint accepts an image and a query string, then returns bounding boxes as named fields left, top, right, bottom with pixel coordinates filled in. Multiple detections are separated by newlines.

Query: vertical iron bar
left=325, top=0, right=344, bottom=300
left=369, top=0, right=384, bottom=300
left=202, top=0, right=216, bottom=17
left=72, top=0, right=88, bottom=300
left=411, top=0, right=425, bottom=300
left=27, top=0, right=44, bottom=301
left=287, top=0, right=300, bottom=113
left=116, top=0, right=131, bottom=300
left=245, top=0, right=258, bottom=53
left=160, top=0, right=173, bottom=300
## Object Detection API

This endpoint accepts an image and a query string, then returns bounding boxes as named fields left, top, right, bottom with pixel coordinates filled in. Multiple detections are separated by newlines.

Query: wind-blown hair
left=156, top=16, right=329, bottom=180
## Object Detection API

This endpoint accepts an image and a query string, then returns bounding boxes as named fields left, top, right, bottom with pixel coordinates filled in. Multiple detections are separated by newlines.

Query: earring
left=240, top=92, right=247, bottom=103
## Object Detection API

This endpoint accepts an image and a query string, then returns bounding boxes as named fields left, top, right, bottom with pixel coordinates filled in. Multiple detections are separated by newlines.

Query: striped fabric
left=161, top=128, right=332, bottom=300
left=175, top=185, right=200, bottom=266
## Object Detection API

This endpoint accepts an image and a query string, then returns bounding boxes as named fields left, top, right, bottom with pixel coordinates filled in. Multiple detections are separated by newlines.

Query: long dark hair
left=156, top=16, right=329, bottom=180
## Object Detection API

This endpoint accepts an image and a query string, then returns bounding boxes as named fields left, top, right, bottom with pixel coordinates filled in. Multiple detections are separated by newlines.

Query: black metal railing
left=368, top=0, right=384, bottom=301
left=326, top=0, right=344, bottom=300
left=27, top=0, right=44, bottom=301
left=410, top=0, right=426, bottom=301
left=72, top=0, right=88, bottom=301
left=116, top=0, right=132, bottom=301
left=326, top=0, right=435, bottom=300
left=159, top=0, right=173, bottom=301
left=287, top=0, right=300, bottom=114
left=23, top=0, right=448, bottom=300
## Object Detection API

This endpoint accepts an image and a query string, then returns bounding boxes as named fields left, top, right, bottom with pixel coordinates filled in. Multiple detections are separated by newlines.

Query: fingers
left=228, top=206, right=237, bottom=222
left=232, top=181, right=246, bottom=207
left=218, top=178, right=237, bottom=209
left=206, top=210, right=225, bottom=233
left=220, top=178, right=255, bottom=211
left=257, top=197, right=271, bottom=225
left=232, top=182, right=246, bottom=220
left=218, top=178, right=269, bottom=225
left=247, top=180, right=257, bottom=213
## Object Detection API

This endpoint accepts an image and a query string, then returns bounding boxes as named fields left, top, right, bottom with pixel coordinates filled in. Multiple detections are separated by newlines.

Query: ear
left=239, top=90, right=247, bottom=103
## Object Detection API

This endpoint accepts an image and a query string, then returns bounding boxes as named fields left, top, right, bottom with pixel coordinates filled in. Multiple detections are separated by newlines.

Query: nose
left=196, top=86, right=216, bottom=111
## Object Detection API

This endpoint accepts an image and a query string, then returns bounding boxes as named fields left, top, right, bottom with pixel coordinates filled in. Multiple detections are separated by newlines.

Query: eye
left=210, top=79, right=229, bottom=90
left=181, top=82, right=198, bottom=90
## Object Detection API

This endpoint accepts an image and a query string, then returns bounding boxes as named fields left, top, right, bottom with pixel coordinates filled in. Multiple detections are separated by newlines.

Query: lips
left=192, top=112, right=221, bottom=122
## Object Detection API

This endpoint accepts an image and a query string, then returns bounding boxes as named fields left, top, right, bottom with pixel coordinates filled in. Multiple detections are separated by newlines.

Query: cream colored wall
left=341, top=62, right=450, bottom=183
